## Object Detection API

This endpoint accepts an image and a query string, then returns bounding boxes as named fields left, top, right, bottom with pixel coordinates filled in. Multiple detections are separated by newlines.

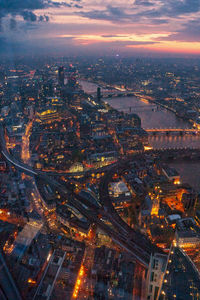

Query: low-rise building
left=175, top=218, right=200, bottom=248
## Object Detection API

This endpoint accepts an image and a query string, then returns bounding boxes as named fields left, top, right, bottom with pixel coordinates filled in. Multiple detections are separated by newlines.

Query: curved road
left=0, top=124, right=155, bottom=267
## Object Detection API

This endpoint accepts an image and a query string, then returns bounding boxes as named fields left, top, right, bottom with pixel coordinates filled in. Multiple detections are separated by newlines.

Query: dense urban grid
left=0, top=56, right=200, bottom=300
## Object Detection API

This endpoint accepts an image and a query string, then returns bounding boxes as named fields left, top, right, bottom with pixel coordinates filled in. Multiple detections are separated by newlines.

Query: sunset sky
left=0, top=0, right=200, bottom=56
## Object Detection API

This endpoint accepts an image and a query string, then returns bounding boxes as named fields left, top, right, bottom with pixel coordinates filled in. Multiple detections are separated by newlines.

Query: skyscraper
left=97, top=87, right=101, bottom=102
left=58, top=66, right=64, bottom=86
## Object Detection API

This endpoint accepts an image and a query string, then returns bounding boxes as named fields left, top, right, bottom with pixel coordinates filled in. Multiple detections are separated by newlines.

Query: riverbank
left=80, top=79, right=200, bottom=191
left=80, top=78, right=195, bottom=127
left=134, top=93, right=195, bottom=128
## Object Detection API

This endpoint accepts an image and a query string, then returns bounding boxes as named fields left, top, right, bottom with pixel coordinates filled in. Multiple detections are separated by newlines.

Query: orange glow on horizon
left=56, top=33, right=200, bottom=55
left=127, top=41, right=200, bottom=55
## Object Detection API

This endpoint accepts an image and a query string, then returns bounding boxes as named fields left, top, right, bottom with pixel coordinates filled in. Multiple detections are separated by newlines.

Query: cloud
left=104, top=40, right=158, bottom=46
left=166, top=0, right=200, bottom=17
left=79, top=0, right=200, bottom=25
left=138, top=0, right=200, bottom=18
left=134, top=0, right=154, bottom=7
left=38, top=15, right=49, bottom=22
left=101, top=34, right=128, bottom=38
left=21, top=11, right=37, bottom=22
left=0, top=0, right=78, bottom=24
left=151, top=18, right=168, bottom=24
left=9, top=18, right=17, bottom=30
left=74, top=4, right=83, bottom=8
left=159, top=18, right=200, bottom=42
left=79, top=5, right=136, bottom=23
left=0, top=0, right=72, bottom=11
left=78, top=4, right=167, bottom=24
left=0, top=0, right=84, bottom=48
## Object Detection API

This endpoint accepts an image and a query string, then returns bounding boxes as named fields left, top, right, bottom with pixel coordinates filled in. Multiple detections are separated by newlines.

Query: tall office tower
left=97, top=87, right=101, bottom=102
left=58, top=66, right=64, bottom=86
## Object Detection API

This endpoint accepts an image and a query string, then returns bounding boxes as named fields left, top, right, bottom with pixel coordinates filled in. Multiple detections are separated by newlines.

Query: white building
left=146, top=252, right=168, bottom=300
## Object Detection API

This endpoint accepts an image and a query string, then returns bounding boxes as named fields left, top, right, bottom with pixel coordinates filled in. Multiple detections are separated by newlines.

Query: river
left=80, top=80, right=111, bottom=94
left=106, top=96, right=200, bottom=149
left=80, top=80, right=200, bottom=191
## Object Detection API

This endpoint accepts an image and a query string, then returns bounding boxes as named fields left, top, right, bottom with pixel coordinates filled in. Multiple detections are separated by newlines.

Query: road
left=0, top=123, right=151, bottom=267
left=0, top=123, right=120, bottom=178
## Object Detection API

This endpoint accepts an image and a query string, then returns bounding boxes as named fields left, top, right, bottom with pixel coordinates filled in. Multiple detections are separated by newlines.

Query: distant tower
left=58, top=66, right=64, bottom=86
left=97, top=87, right=101, bottom=102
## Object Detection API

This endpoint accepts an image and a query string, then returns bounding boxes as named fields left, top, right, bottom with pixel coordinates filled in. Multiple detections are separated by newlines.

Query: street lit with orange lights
left=72, top=265, right=85, bottom=299
left=3, top=230, right=18, bottom=255
left=21, top=120, right=34, bottom=164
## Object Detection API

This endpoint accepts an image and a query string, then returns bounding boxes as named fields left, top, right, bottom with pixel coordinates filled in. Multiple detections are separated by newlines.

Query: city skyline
left=1, top=1, right=200, bottom=299
left=0, top=0, right=200, bottom=57
left=0, top=49, right=200, bottom=299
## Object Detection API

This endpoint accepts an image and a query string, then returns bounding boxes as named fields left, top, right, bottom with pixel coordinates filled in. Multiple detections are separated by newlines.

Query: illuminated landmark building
left=58, top=66, right=64, bottom=86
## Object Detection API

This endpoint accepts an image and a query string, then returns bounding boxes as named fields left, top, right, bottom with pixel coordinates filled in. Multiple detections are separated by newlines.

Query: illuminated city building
left=162, top=166, right=180, bottom=184
left=175, top=218, right=200, bottom=248
left=37, top=109, right=60, bottom=122
left=151, top=197, right=160, bottom=216
left=57, top=205, right=90, bottom=235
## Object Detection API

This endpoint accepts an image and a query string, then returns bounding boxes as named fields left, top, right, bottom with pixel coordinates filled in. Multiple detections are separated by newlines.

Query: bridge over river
left=146, top=128, right=199, bottom=135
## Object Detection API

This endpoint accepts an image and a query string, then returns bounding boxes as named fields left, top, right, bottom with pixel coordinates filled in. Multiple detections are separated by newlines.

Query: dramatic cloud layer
left=0, top=0, right=200, bottom=56
left=0, top=0, right=78, bottom=23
